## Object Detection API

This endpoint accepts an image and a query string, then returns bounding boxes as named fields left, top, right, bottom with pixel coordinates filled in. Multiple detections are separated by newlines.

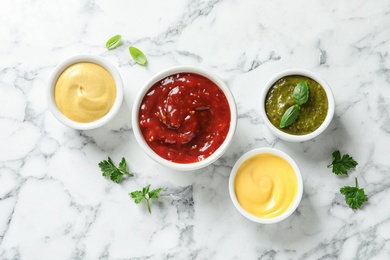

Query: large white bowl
left=260, top=69, right=335, bottom=142
left=47, top=54, right=123, bottom=130
left=132, top=65, right=237, bottom=171
left=229, top=147, right=303, bottom=224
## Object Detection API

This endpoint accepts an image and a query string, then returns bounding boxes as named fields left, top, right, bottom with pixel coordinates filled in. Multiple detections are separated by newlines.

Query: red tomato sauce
left=139, top=73, right=231, bottom=163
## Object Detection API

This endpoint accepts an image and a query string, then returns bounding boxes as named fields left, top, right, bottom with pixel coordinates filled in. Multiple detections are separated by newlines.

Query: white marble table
left=1, top=0, right=390, bottom=259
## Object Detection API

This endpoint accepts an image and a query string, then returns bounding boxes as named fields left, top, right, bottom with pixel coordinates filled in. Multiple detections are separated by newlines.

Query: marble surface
left=1, top=0, right=390, bottom=259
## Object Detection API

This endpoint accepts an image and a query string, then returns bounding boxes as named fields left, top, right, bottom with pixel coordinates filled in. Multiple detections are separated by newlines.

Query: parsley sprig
left=130, top=185, right=163, bottom=214
left=99, top=157, right=134, bottom=183
left=328, top=151, right=358, bottom=175
left=98, top=157, right=163, bottom=214
left=340, top=178, right=368, bottom=210
left=328, top=151, right=368, bottom=209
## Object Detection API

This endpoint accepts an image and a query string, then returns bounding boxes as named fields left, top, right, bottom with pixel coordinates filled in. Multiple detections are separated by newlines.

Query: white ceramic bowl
left=132, top=65, right=237, bottom=171
left=229, top=147, right=303, bottom=224
left=260, top=69, right=335, bottom=142
left=47, top=54, right=123, bottom=130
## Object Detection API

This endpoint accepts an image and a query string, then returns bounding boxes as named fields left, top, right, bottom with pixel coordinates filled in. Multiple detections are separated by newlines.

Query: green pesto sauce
left=265, top=75, right=328, bottom=135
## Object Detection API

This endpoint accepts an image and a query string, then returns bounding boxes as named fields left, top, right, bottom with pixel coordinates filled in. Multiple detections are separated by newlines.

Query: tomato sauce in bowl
left=138, top=73, right=231, bottom=163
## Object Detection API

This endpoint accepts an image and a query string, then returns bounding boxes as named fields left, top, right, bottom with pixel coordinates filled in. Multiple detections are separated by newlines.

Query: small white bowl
left=132, top=65, right=237, bottom=171
left=260, top=69, right=335, bottom=142
left=47, top=54, right=123, bottom=130
left=229, top=147, right=303, bottom=224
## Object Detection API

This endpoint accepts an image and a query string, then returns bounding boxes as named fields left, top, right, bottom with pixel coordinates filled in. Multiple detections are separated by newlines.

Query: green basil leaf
left=293, top=81, right=309, bottom=106
left=280, top=104, right=300, bottom=128
left=106, top=35, right=122, bottom=50
left=129, top=46, right=147, bottom=65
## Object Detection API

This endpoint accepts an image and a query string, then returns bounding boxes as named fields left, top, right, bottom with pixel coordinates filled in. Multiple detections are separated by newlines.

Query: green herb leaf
left=129, top=46, right=147, bottom=65
left=130, top=184, right=163, bottom=214
left=293, top=81, right=309, bottom=106
left=327, top=151, right=358, bottom=175
left=149, top=187, right=163, bottom=199
left=118, top=157, right=127, bottom=173
left=280, top=104, right=300, bottom=128
left=142, top=184, right=150, bottom=196
left=106, top=35, right=122, bottom=50
left=130, top=190, right=145, bottom=204
left=99, top=157, right=134, bottom=183
left=278, top=81, right=309, bottom=128
left=340, top=178, right=368, bottom=210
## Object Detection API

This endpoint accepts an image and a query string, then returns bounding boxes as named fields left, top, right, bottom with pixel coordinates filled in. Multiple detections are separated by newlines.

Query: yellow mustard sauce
left=54, top=62, right=116, bottom=123
left=234, top=153, right=298, bottom=218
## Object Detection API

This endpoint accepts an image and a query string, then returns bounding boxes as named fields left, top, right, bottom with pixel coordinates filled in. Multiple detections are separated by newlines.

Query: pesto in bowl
left=265, top=75, right=328, bottom=135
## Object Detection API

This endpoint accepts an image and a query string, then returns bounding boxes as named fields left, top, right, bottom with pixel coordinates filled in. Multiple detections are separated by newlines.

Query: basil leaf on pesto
left=265, top=76, right=327, bottom=134
left=280, top=104, right=300, bottom=128
left=129, top=46, right=147, bottom=65
left=106, top=35, right=122, bottom=50
left=293, top=81, right=309, bottom=106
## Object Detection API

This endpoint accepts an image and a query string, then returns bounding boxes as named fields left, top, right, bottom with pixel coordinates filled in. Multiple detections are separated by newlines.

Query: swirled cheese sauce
left=234, top=153, right=298, bottom=218
left=54, top=62, right=116, bottom=123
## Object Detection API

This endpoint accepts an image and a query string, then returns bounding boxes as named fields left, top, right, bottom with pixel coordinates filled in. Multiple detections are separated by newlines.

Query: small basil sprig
left=106, top=35, right=122, bottom=50
left=280, top=81, right=309, bottom=128
left=129, top=46, right=147, bottom=65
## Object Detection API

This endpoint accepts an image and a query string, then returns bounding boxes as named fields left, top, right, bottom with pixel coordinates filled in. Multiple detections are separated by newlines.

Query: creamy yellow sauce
left=54, top=62, right=116, bottom=123
left=234, top=153, right=298, bottom=218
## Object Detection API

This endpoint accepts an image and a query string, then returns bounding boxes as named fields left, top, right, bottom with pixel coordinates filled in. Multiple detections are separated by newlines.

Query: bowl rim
left=47, top=54, right=124, bottom=130
left=131, top=65, right=238, bottom=171
left=260, top=69, right=335, bottom=142
left=228, top=147, right=303, bottom=224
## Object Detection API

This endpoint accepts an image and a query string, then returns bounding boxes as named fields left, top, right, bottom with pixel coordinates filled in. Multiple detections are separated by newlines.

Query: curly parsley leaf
left=327, top=151, right=358, bottom=175
left=131, top=190, right=145, bottom=204
left=340, top=178, right=368, bottom=210
left=130, top=184, right=163, bottom=214
left=99, top=157, right=134, bottom=183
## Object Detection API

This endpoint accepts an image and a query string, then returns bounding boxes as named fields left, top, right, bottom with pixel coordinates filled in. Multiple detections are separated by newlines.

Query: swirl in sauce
left=139, top=73, right=231, bottom=163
